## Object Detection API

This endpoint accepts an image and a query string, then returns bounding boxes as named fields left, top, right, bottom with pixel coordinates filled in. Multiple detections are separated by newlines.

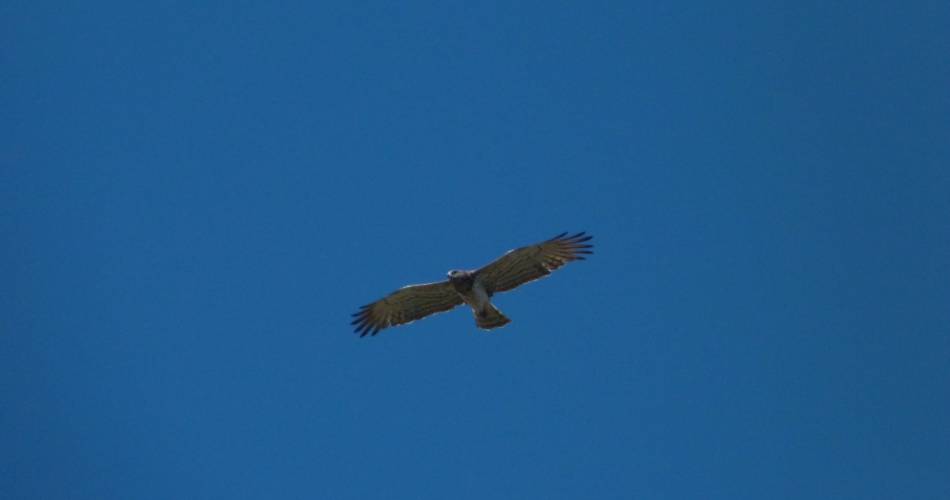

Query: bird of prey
left=351, top=232, right=593, bottom=336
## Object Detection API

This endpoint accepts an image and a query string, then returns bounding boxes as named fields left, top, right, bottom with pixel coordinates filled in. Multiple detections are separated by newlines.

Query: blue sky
left=3, top=1, right=949, bottom=499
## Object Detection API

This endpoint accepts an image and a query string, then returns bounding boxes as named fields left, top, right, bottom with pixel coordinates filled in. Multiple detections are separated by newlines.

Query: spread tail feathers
left=475, top=303, right=511, bottom=330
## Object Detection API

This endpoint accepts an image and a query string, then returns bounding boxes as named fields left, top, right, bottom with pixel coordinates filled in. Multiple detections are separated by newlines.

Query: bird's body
left=351, top=232, right=593, bottom=336
left=448, top=269, right=510, bottom=329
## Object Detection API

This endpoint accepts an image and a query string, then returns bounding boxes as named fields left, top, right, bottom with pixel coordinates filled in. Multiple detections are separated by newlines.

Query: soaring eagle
left=351, top=232, right=593, bottom=336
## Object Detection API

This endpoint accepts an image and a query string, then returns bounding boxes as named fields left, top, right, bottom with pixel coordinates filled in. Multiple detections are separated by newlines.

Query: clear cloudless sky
left=2, top=1, right=949, bottom=499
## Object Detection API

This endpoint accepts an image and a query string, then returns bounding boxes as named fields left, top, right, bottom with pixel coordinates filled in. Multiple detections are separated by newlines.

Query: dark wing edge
left=476, top=231, right=593, bottom=294
left=350, top=280, right=463, bottom=337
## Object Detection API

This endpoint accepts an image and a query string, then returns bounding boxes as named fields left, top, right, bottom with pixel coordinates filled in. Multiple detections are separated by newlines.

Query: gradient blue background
left=3, top=2, right=949, bottom=499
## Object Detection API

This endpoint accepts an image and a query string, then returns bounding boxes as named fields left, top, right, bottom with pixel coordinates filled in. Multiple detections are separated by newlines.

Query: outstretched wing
left=475, top=232, right=593, bottom=295
left=350, top=281, right=463, bottom=337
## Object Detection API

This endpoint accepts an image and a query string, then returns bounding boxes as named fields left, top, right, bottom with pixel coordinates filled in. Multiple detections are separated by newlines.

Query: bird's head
left=447, top=269, right=469, bottom=281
